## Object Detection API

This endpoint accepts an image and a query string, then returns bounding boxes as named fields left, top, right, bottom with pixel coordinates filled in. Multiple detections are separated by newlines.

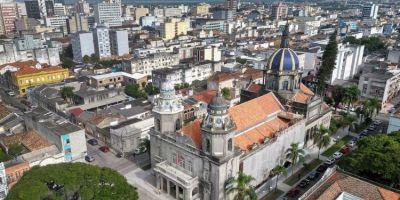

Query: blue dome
left=267, top=48, right=300, bottom=72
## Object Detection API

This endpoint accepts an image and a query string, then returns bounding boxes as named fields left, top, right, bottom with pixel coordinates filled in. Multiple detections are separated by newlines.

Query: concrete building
left=89, top=72, right=147, bottom=89
left=53, top=3, right=65, bottom=16
left=94, top=2, right=122, bottom=27
left=0, top=163, right=6, bottom=199
left=67, top=13, right=88, bottom=33
left=387, top=49, right=400, bottom=64
left=122, top=53, right=180, bottom=75
left=271, top=2, right=288, bottom=20
left=162, top=18, right=188, bottom=40
left=330, top=43, right=365, bottom=84
left=163, top=7, right=183, bottom=17
left=139, top=15, right=156, bottom=27
left=14, top=16, right=40, bottom=32
left=362, top=3, right=378, bottom=19
left=44, top=16, right=68, bottom=33
left=192, top=3, right=209, bottom=16
left=25, top=0, right=54, bottom=19
left=93, top=26, right=111, bottom=59
left=152, top=62, right=216, bottom=88
left=358, top=63, right=400, bottom=109
left=388, top=110, right=400, bottom=133
left=0, top=3, right=19, bottom=35
left=134, top=6, right=148, bottom=22
left=110, top=30, right=129, bottom=56
left=71, top=31, right=95, bottom=62
left=24, top=107, right=87, bottom=162
left=76, top=0, right=89, bottom=14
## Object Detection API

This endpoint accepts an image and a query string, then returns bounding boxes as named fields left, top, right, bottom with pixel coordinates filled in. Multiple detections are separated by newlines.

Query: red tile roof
left=247, top=84, right=262, bottom=93
left=0, top=60, right=39, bottom=70
left=293, top=83, right=314, bottom=104
left=69, top=108, right=84, bottom=117
left=181, top=119, right=202, bottom=149
left=192, top=90, right=217, bottom=104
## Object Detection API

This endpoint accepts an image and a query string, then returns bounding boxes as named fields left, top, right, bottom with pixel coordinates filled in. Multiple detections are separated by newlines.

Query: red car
left=99, top=146, right=110, bottom=153
left=287, top=187, right=300, bottom=197
left=340, top=146, right=351, bottom=154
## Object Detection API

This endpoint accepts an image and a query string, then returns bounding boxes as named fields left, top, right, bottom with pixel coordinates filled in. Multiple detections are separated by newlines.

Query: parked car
left=307, top=171, right=321, bottom=180
left=340, top=146, right=351, bottom=154
left=316, top=165, right=328, bottom=173
left=346, top=140, right=356, bottom=148
left=286, top=187, right=300, bottom=197
left=99, top=146, right=110, bottom=153
left=87, top=139, right=98, bottom=146
left=298, top=179, right=310, bottom=188
left=368, top=125, right=375, bottom=131
left=116, top=152, right=123, bottom=158
left=134, top=146, right=147, bottom=155
left=324, top=157, right=336, bottom=166
left=85, top=155, right=95, bottom=162
left=6, top=90, right=15, bottom=96
left=332, top=152, right=343, bottom=159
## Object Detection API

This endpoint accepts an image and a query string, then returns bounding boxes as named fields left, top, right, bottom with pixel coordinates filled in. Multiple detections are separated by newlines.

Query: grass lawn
left=322, top=135, right=354, bottom=157
left=261, top=189, right=284, bottom=200
left=283, top=159, right=322, bottom=186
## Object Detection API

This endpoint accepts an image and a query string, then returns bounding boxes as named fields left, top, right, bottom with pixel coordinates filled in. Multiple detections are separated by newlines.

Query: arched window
left=175, top=119, right=181, bottom=131
left=283, top=81, right=289, bottom=90
left=228, top=138, right=233, bottom=151
left=205, top=139, right=211, bottom=153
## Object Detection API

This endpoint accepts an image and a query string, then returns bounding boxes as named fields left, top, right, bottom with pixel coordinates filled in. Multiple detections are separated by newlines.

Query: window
left=205, top=139, right=211, bottom=153
left=66, top=139, right=70, bottom=144
left=283, top=81, right=289, bottom=90
left=228, top=138, right=232, bottom=151
left=175, top=119, right=181, bottom=130
left=187, top=160, right=193, bottom=172
left=156, top=119, right=161, bottom=131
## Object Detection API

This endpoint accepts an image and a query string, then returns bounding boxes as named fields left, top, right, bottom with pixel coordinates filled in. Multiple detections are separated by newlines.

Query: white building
left=362, top=3, right=378, bottom=19
left=110, top=30, right=129, bottom=56
left=388, top=111, right=400, bottom=133
left=122, top=53, right=180, bottom=75
left=71, top=31, right=95, bottom=62
left=0, top=163, right=7, bottom=199
left=330, top=43, right=364, bottom=84
left=44, top=16, right=68, bottom=28
left=93, top=26, right=111, bottom=59
left=53, top=3, right=66, bottom=16
left=94, top=2, right=122, bottom=27
left=152, top=61, right=217, bottom=88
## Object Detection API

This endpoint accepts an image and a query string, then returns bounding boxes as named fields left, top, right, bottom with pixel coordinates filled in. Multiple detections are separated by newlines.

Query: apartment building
left=71, top=31, right=95, bottom=62
left=93, top=26, right=111, bottom=58
left=0, top=3, right=19, bottom=35
left=94, top=2, right=122, bottom=27
left=110, top=30, right=129, bottom=56
left=162, top=18, right=188, bottom=40
left=122, top=53, right=180, bottom=75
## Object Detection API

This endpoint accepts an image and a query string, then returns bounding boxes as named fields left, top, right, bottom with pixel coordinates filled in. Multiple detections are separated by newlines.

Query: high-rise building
left=25, top=0, right=54, bottom=19
left=53, top=3, right=66, bottom=16
left=93, top=26, right=111, bottom=58
left=224, top=0, right=238, bottom=19
left=271, top=2, right=288, bottom=20
left=94, top=2, right=122, bottom=27
left=0, top=3, right=19, bottom=35
left=110, top=30, right=129, bottom=56
left=362, top=3, right=378, bottom=19
left=71, top=31, right=95, bottom=62
left=162, top=18, right=188, bottom=40
left=75, top=0, right=90, bottom=14
left=67, top=13, right=88, bottom=33
left=192, top=3, right=210, bottom=16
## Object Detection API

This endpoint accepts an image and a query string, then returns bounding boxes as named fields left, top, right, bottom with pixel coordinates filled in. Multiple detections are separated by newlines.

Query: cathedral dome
left=160, top=81, right=174, bottom=92
left=210, top=92, right=228, bottom=111
left=267, top=48, right=300, bottom=72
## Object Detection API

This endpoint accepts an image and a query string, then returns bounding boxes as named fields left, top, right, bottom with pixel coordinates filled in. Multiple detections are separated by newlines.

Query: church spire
left=280, top=20, right=290, bottom=48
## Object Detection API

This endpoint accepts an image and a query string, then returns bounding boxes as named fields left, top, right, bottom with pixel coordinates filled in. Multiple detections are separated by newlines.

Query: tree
left=344, top=86, right=360, bottom=112
left=60, top=44, right=75, bottom=68
left=7, top=144, right=23, bottom=158
left=316, top=31, right=338, bottom=95
left=236, top=57, right=247, bottom=65
left=6, top=163, right=138, bottom=200
left=338, top=132, right=400, bottom=189
left=125, top=84, right=146, bottom=98
left=221, top=87, right=231, bottom=99
left=90, top=54, right=100, bottom=63
left=343, top=36, right=386, bottom=53
left=344, top=114, right=357, bottom=135
left=60, top=86, right=74, bottom=103
left=313, top=126, right=331, bottom=160
left=332, top=85, right=345, bottom=113
left=144, top=84, right=159, bottom=96
left=226, top=172, right=257, bottom=200
left=272, top=165, right=287, bottom=191
left=362, top=97, right=381, bottom=119
left=82, top=55, right=91, bottom=63
left=286, top=143, right=305, bottom=175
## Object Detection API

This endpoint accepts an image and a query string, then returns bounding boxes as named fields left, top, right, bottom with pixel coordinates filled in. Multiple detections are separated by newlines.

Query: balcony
left=154, top=161, right=199, bottom=188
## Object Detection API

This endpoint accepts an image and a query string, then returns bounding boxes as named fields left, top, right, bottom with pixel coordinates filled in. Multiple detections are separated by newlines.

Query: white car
left=332, top=152, right=343, bottom=159
left=325, top=157, right=336, bottom=166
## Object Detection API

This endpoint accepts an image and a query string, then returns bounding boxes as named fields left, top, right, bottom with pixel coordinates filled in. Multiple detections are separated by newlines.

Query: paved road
left=0, top=88, right=28, bottom=112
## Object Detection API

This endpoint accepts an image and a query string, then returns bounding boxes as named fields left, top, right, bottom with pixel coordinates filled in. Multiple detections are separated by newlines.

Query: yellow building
left=135, top=6, right=149, bottom=22
left=193, top=3, right=210, bottom=15
left=162, top=18, right=188, bottom=40
left=10, top=65, right=69, bottom=95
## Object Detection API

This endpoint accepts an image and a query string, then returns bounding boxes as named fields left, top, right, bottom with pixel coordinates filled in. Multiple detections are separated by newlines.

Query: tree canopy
left=221, top=87, right=231, bottom=99
left=338, top=132, right=400, bottom=189
left=125, top=84, right=146, bottom=98
left=343, top=36, right=386, bottom=52
left=7, top=163, right=138, bottom=200
left=60, top=86, right=75, bottom=102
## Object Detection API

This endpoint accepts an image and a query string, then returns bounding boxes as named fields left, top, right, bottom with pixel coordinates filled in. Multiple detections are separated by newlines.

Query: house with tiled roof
left=149, top=81, right=306, bottom=200
left=301, top=168, right=400, bottom=200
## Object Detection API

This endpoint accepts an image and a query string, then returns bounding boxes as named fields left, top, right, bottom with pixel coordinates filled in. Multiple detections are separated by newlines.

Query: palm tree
left=344, top=114, right=358, bottom=135
left=227, top=172, right=257, bottom=200
left=313, top=126, right=331, bottom=160
left=344, top=86, right=360, bottom=112
left=271, top=165, right=287, bottom=191
left=286, top=143, right=305, bottom=175
left=362, top=97, right=381, bottom=119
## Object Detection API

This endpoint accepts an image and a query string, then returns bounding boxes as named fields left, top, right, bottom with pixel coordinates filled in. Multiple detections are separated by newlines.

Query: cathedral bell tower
left=152, top=81, right=184, bottom=134
left=201, top=92, right=236, bottom=159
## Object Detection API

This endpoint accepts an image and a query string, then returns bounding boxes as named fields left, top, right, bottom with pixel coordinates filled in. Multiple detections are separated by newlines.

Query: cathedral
left=148, top=23, right=331, bottom=200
